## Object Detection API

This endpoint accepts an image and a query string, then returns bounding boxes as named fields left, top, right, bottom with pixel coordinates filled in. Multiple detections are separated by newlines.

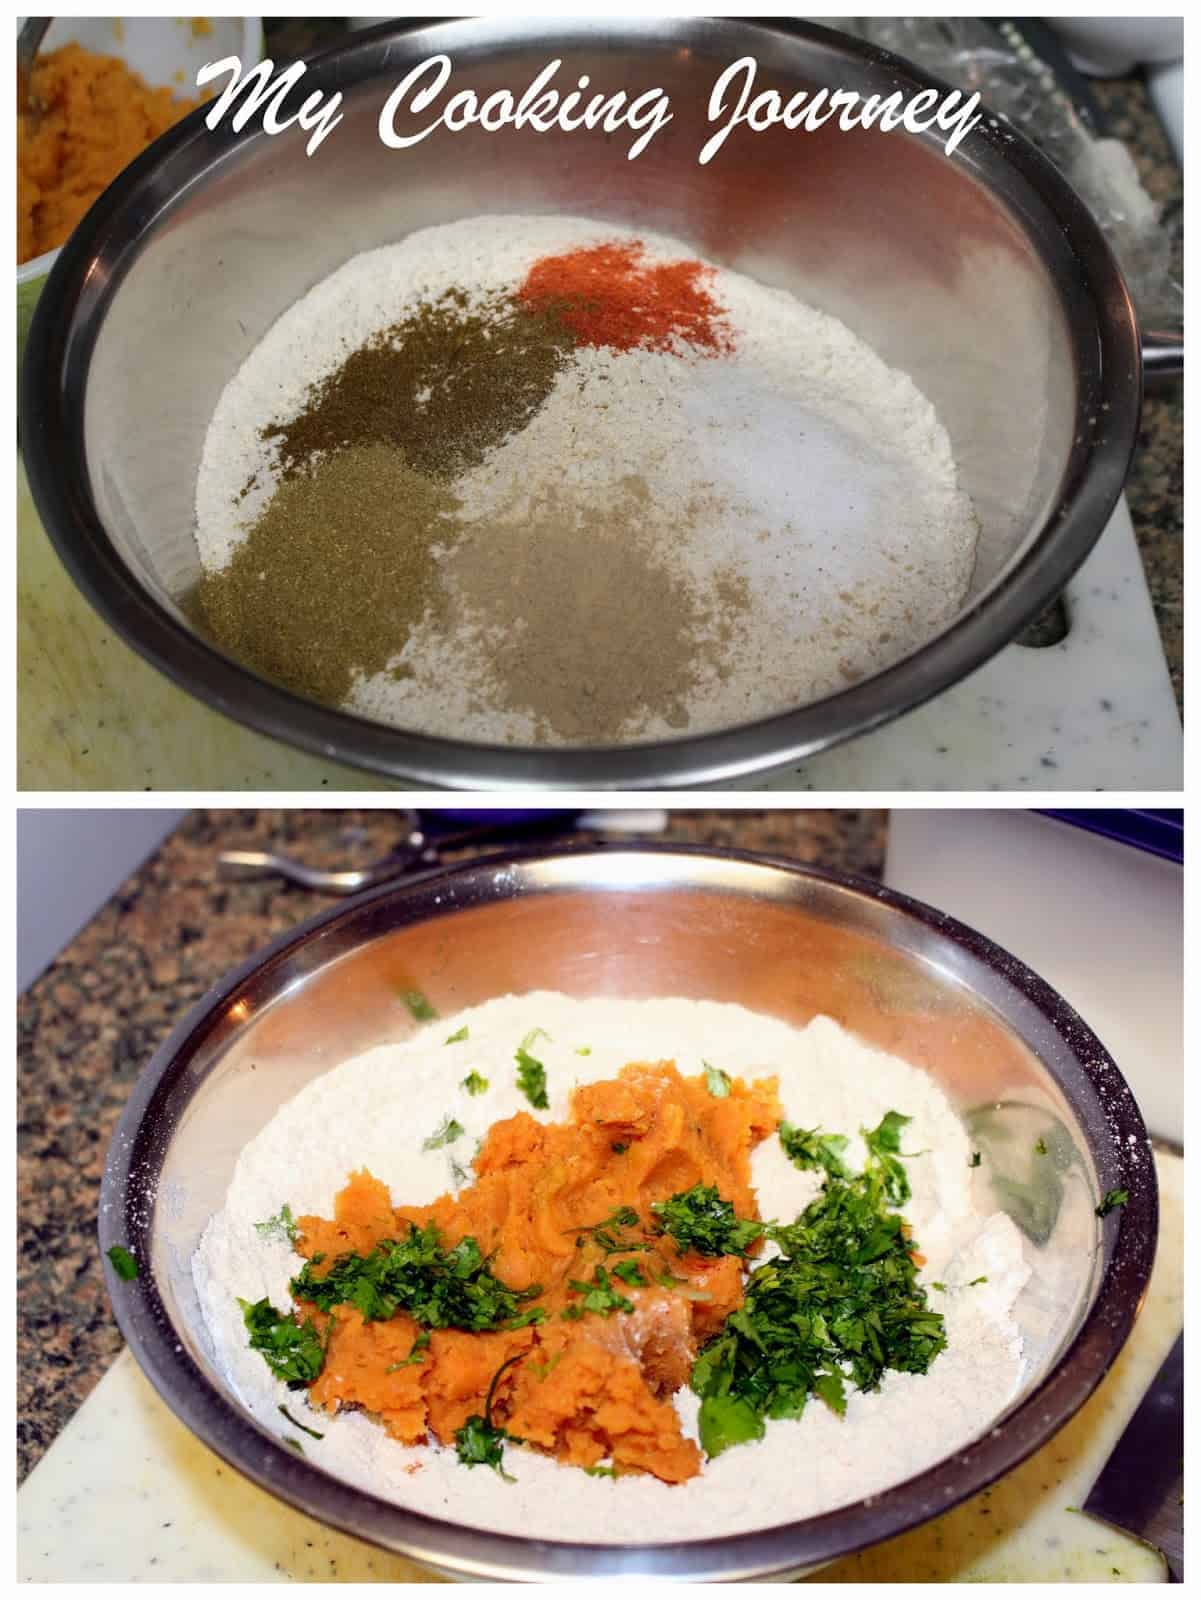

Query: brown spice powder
left=196, top=444, right=459, bottom=706
left=263, top=291, right=576, bottom=483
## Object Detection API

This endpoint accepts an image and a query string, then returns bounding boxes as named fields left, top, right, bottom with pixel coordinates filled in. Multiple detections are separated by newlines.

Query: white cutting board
left=20, top=455, right=1180, bottom=792
left=725, top=496, right=1181, bottom=791
left=17, top=1151, right=1180, bottom=1583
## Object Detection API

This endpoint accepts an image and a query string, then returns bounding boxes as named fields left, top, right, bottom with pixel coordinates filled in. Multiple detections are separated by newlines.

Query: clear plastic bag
left=834, top=17, right=1181, bottom=329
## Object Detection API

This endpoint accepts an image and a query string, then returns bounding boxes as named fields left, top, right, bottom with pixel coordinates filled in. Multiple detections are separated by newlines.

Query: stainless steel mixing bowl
left=99, top=846, right=1156, bottom=1580
left=23, top=17, right=1143, bottom=788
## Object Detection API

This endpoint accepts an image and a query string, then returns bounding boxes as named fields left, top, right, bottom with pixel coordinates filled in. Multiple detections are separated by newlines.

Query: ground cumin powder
left=263, top=292, right=576, bottom=482
left=197, top=445, right=460, bottom=706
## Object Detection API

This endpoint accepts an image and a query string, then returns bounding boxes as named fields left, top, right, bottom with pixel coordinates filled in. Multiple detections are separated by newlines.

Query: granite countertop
left=16, top=807, right=887, bottom=1482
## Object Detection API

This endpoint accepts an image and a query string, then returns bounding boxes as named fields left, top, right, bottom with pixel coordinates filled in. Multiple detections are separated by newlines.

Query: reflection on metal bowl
left=99, top=846, right=1156, bottom=1580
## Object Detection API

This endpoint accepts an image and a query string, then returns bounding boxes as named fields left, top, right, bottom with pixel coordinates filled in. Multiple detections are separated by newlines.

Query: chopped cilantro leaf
left=454, top=1352, right=525, bottom=1481
left=611, top=1259, right=646, bottom=1287
left=583, top=1464, right=616, bottom=1478
left=284, top=1436, right=305, bottom=1455
left=255, top=1203, right=299, bottom=1244
left=521, top=1027, right=551, bottom=1049
left=515, top=1045, right=549, bottom=1110
left=1035, top=1137, right=1048, bottom=1156
left=930, top=1281, right=947, bottom=1292
left=571, top=1205, right=647, bottom=1257
left=691, top=1111, right=945, bottom=1458
left=562, top=1264, right=635, bottom=1319
left=444, top=1025, right=469, bottom=1044
left=239, top=1297, right=325, bottom=1388
left=461, top=1070, right=489, bottom=1096
left=969, top=1151, right=982, bottom=1168
left=1096, top=1188, right=1129, bottom=1217
left=385, top=1331, right=431, bottom=1372
left=423, top=1115, right=464, bottom=1152
left=575, top=1046, right=592, bottom=1057
left=611, top=1142, right=628, bottom=1154
left=278, top=1404, right=324, bottom=1439
left=289, top=1223, right=543, bottom=1332
left=703, top=1060, right=731, bottom=1098
left=968, top=1275, right=988, bottom=1286
left=862, top=1109, right=915, bottom=1204
left=652, top=1185, right=763, bottom=1258
left=779, top=1123, right=852, bottom=1180
left=400, top=987, right=438, bottom=1022
left=106, top=1245, right=138, bottom=1281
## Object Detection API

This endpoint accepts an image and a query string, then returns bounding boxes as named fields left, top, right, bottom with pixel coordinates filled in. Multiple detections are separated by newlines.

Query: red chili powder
left=518, top=240, right=734, bottom=354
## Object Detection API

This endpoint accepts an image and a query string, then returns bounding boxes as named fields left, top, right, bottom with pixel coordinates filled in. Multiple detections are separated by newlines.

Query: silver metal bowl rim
left=21, top=16, right=1142, bottom=790
left=98, top=843, right=1157, bottom=1581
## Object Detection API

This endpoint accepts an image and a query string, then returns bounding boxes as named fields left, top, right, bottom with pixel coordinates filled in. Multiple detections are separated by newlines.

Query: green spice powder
left=197, top=444, right=459, bottom=706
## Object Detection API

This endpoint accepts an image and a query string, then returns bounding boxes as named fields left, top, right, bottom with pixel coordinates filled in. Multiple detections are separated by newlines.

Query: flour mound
left=193, top=994, right=1029, bottom=1544
left=195, top=217, right=978, bottom=745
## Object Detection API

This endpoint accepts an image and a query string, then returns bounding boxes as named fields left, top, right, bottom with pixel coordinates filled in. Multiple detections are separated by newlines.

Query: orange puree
left=17, top=43, right=201, bottom=265
left=295, top=1060, right=780, bottom=1483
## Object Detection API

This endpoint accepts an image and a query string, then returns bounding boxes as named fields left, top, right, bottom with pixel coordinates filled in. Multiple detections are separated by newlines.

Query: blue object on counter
left=1038, top=809, right=1183, bottom=863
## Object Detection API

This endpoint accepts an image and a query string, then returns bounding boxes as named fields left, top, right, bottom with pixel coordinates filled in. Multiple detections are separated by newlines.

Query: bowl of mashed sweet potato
left=16, top=16, right=261, bottom=360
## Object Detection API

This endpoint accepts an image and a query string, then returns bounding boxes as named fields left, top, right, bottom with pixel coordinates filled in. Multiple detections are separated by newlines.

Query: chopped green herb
left=400, top=987, right=438, bottom=1022
left=779, top=1123, right=852, bottom=1180
left=1096, top=1188, right=1129, bottom=1217
left=611, top=1259, right=646, bottom=1287
left=521, top=1027, right=551, bottom=1049
left=454, top=1352, right=526, bottom=1481
left=861, top=1109, right=915, bottom=1205
left=968, top=1276, right=988, bottom=1286
left=571, top=1204, right=648, bottom=1257
left=652, top=1185, right=763, bottom=1258
left=385, top=1331, right=431, bottom=1373
left=575, top=1046, right=592, bottom=1057
left=461, top=1070, right=489, bottom=1096
left=444, top=1025, right=469, bottom=1045
left=1034, top=1137, right=1048, bottom=1156
left=290, top=1224, right=543, bottom=1332
left=562, top=1264, right=635, bottom=1319
left=278, top=1404, right=324, bottom=1439
left=106, top=1245, right=138, bottom=1281
left=969, top=1151, right=982, bottom=1168
left=583, top=1464, right=616, bottom=1478
left=239, top=1297, right=326, bottom=1388
left=526, top=1349, right=565, bottom=1382
left=691, top=1113, right=945, bottom=1458
left=703, top=1060, right=732, bottom=1098
left=515, top=1043, right=549, bottom=1110
left=449, top=1155, right=471, bottom=1188
left=255, top=1203, right=299, bottom=1244
left=423, top=1115, right=464, bottom=1152
left=284, top=1436, right=305, bottom=1456
left=611, top=1142, right=628, bottom=1154
left=931, top=1281, right=947, bottom=1292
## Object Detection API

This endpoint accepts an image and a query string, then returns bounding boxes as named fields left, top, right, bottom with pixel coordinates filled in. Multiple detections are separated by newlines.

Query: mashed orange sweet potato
left=17, top=42, right=201, bottom=265
left=295, top=1060, right=780, bottom=1483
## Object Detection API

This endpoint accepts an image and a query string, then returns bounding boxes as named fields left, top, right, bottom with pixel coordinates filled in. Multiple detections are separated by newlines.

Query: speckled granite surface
left=1091, top=75, right=1184, bottom=709
left=16, top=807, right=887, bottom=1483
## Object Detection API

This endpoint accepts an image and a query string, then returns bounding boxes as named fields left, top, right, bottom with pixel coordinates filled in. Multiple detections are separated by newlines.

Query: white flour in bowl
left=194, top=216, right=978, bottom=745
left=193, top=994, right=1029, bottom=1543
